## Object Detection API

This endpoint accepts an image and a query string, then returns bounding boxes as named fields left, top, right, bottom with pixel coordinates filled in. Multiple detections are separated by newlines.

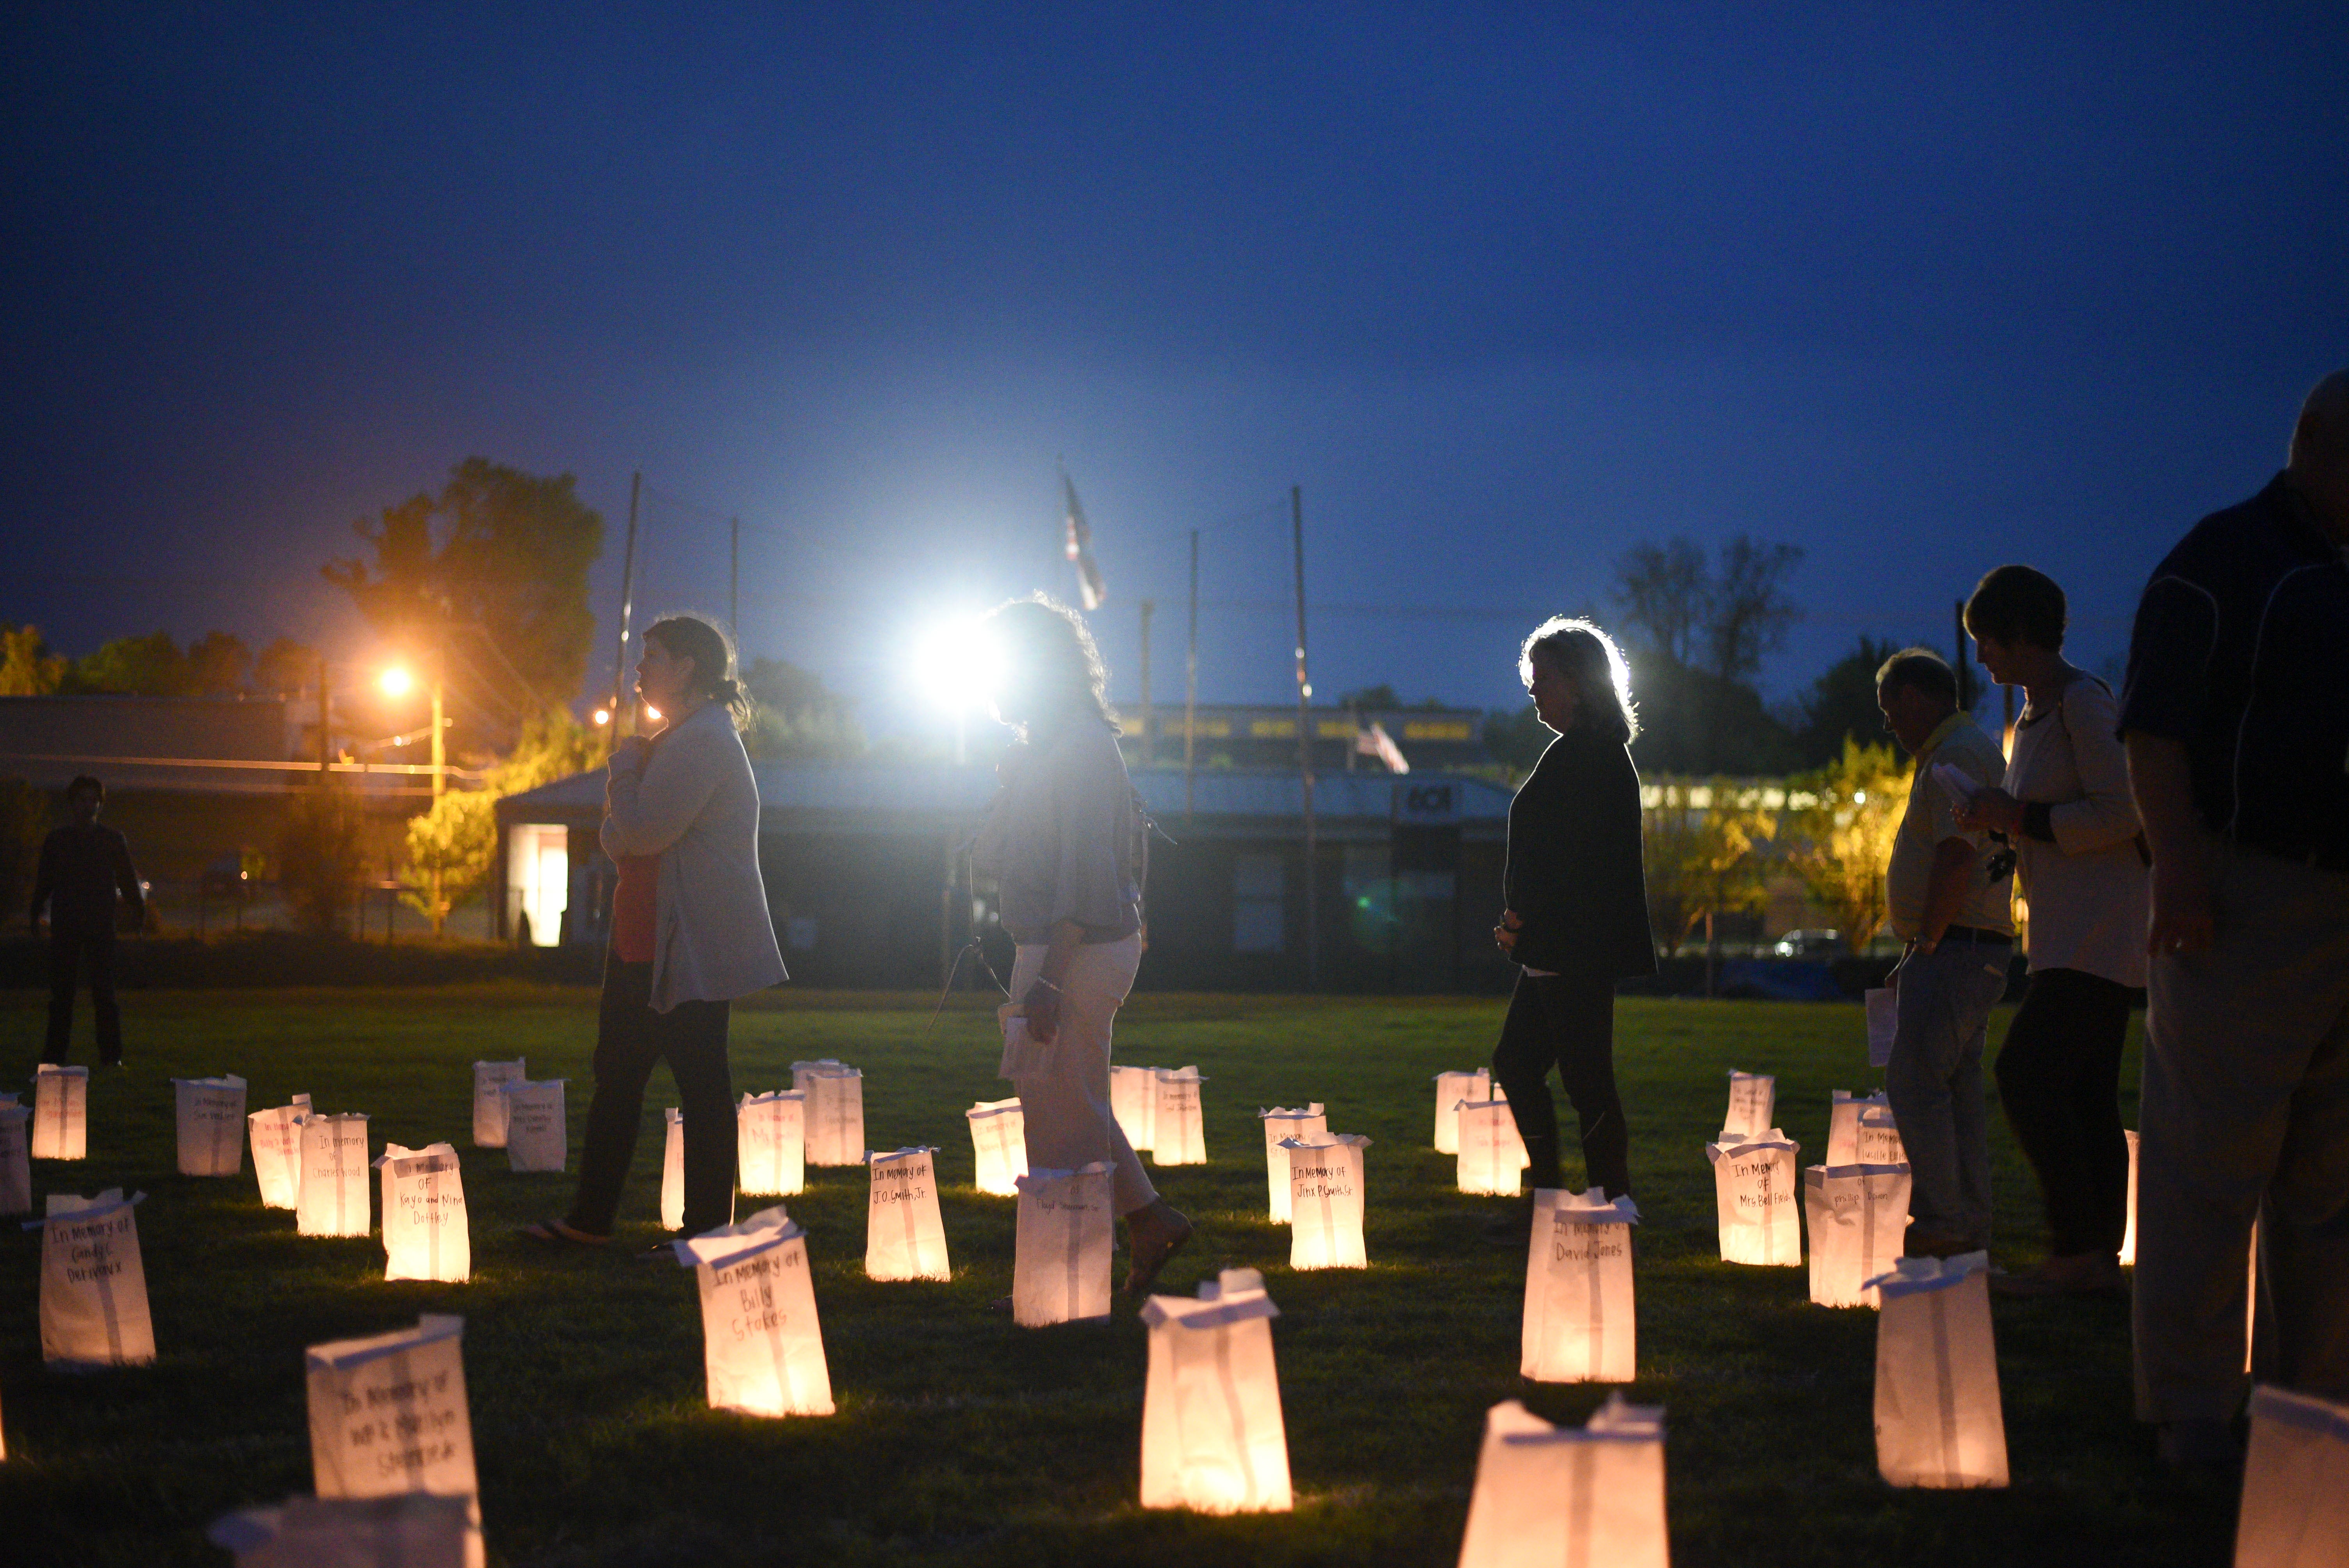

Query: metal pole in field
left=315, top=654, right=331, bottom=785
left=1185, top=529, right=1199, bottom=826
left=1291, top=485, right=1317, bottom=989
left=609, top=471, right=642, bottom=730
left=1138, top=598, right=1155, bottom=767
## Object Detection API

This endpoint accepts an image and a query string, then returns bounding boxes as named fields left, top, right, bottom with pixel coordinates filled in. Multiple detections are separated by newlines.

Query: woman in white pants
left=973, top=594, right=1192, bottom=1294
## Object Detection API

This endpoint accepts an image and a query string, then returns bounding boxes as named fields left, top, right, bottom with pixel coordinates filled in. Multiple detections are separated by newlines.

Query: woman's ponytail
left=643, top=615, right=753, bottom=732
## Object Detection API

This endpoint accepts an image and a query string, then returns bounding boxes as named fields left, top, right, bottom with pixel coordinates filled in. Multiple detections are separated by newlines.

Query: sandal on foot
left=520, top=1218, right=610, bottom=1248
left=1123, top=1204, right=1194, bottom=1295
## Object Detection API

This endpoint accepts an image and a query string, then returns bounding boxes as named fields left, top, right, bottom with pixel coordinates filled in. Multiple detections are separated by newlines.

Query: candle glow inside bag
left=374, top=1143, right=469, bottom=1283
left=737, top=1090, right=806, bottom=1197
left=673, top=1205, right=836, bottom=1418
left=791, top=1060, right=865, bottom=1167
left=2120, top=1128, right=2139, bottom=1267
left=2235, top=1384, right=2349, bottom=1568
left=1283, top=1135, right=1369, bottom=1270
left=1804, top=1163, right=1911, bottom=1308
left=1110, top=1065, right=1159, bottom=1152
left=1012, top=1163, right=1114, bottom=1326
left=1825, top=1090, right=1892, bottom=1167
left=174, top=1074, right=248, bottom=1176
left=499, top=1080, right=567, bottom=1174
left=1520, top=1188, right=1640, bottom=1383
left=1868, top=1252, right=2008, bottom=1488
left=1258, top=1104, right=1327, bottom=1221
left=297, top=1114, right=372, bottom=1238
left=32, top=1188, right=154, bottom=1367
left=31, top=1063, right=87, bottom=1160
left=1139, top=1268, right=1293, bottom=1515
left=249, top=1094, right=312, bottom=1210
left=1456, top=1099, right=1529, bottom=1196
left=965, top=1097, right=1027, bottom=1197
left=1706, top=1129, right=1802, bottom=1266
left=864, top=1146, right=950, bottom=1281
left=1456, top=1394, right=1669, bottom=1568
left=1721, top=1071, right=1776, bottom=1142
left=1432, top=1068, right=1490, bottom=1155
left=1855, top=1105, right=1906, bottom=1166
left=305, top=1314, right=482, bottom=1566
left=469, top=1060, right=524, bottom=1148
left=1151, top=1067, right=1208, bottom=1166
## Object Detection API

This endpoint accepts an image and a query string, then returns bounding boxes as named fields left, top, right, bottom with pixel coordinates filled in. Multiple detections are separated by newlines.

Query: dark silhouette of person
left=30, top=775, right=144, bottom=1067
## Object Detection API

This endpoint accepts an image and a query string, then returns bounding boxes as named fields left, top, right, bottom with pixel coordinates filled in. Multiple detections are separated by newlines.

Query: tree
left=1703, top=536, right=1805, bottom=684
left=394, top=708, right=611, bottom=935
left=1642, top=777, right=1777, bottom=984
left=253, top=638, right=318, bottom=697
left=1782, top=737, right=1909, bottom=953
left=741, top=657, right=865, bottom=762
left=325, top=458, right=604, bottom=743
left=0, top=625, right=65, bottom=695
left=1788, top=635, right=1903, bottom=768
left=1611, top=539, right=1707, bottom=666
left=279, top=787, right=369, bottom=934
left=1610, top=535, right=1806, bottom=776
left=70, top=631, right=191, bottom=695
left=186, top=631, right=251, bottom=696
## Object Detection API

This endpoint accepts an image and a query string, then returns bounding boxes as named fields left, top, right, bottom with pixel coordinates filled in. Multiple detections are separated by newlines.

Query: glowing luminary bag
left=174, top=1074, right=248, bottom=1177
left=32, top=1188, right=155, bottom=1367
left=1721, top=1071, right=1776, bottom=1142
left=791, top=1060, right=865, bottom=1167
left=660, top=1108, right=686, bottom=1230
left=1432, top=1069, right=1490, bottom=1155
left=1012, top=1163, right=1115, bottom=1326
left=297, top=1114, right=372, bottom=1238
left=1139, top=1268, right=1293, bottom=1515
left=1706, top=1130, right=1802, bottom=1266
left=1283, top=1135, right=1369, bottom=1270
left=1258, top=1104, right=1327, bottom=1221
left=1855, top=1105, right=1905, bottom=1166
left=1868, top=1252, right=2008, bottom=1488
left=209, top=1495, right=472, bottom=1568
left=1805, top=1163, right=1911, bottom=1308
left=305, top=1315, right=481, bottom=1567
left=1151, top=1067, right=1207, bottom=1166
left=1825, top=1090, right=1891, bottom=1167
left=1520, top=1188, right=1639, bottom=1384
left=737, top=1090, right=806, bottom=1197
left=965, top=1097, right=1027, bottom=1197
left=1111, top=1064, right=1159, bottom=1151
left=499, top=1080, right=567, bottom=1174
left=672, top=1205, right=835, bottom=1418
left=2120, top=1128, right=2140, bottom=1267
left=374, top=1143, right=469, bottom=1283
left=1456, top=1395, right=1670, bottom=1568
left=469, top=1059, right=524, bottom=1148
left=2236, top=1384, right=2349, bottom=1568
left=32, top=1063, right=87, bottom=1160
left=249, top=1095, right=311, bottom=1210
left=1456, top=1099, right=1529, bottom=1196
left=0, top=1103, right=30, bottom=1217
left=864, top=1146, right=950, bottom=1281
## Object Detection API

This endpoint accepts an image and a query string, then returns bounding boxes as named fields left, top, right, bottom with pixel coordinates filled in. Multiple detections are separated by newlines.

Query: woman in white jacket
left=1959, top=567, right=2148, bottom=1295
left=526, top=615, right=786, bottom=1250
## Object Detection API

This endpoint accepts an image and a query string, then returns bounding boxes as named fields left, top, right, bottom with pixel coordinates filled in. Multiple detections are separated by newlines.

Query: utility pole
left=729, top=516, right=740, bottom=637
left=608, top=471, right=642, bottom=731
left=316, top=654, right=331, bottom=786
left=428, top=649, right=447, bottom=936
left=1291, top=485, right=1318, bottom=989
left=1138, top=599, right=1155, bottom=768
left=1184, top=529, right=1199, bottom=826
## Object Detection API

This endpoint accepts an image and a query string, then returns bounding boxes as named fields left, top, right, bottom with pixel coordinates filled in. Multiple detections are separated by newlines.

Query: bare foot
left=1123, top=1199, right=1193, bottom=1294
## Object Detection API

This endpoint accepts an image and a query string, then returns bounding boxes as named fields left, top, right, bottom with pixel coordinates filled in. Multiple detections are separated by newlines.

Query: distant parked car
left=1772, top=928, right=1844, bottom=959
left=199, top=853, right=251, bottom=898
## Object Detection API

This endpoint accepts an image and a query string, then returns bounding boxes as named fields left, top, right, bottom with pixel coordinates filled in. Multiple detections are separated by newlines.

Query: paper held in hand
left=1930, top=759, right=1982, bottom=804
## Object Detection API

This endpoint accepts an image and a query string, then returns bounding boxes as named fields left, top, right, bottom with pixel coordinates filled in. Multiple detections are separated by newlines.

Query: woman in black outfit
left=1491, top=617, right=1656, bottom=1230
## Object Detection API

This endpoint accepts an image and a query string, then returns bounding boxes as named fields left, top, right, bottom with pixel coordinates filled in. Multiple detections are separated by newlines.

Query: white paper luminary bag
left=249, top=1095, right=311, bottom=1210
left=1706, top=1130, right=1802, bottom=1266
left=31, top=1063, right=87, bottom=1160
left=172, top=1074, right=248, bottom=1176
left=1139, top=1268, right=1293, bottom=1514
left=672, top=1205, right=835, bottom=1418
left=1283, top=1135, right=1369, bottom=1270
left=1869, top=1252, right=2008, bottom=1488
left=1432, top=1069, right=1490, bottom=1155
left=1110, top=1064, right=1158, bottom=1151
left=1258, top=1104, right=1326, bottom=1221
left=31, top=1188, right=154, bottom=1366
left=1151, top=1067, right=1207, bottom=1166
left=306, top=1315, right=481, bottom=1566
left=1825, top=1091, right=1891, bottom=1167
left=1805, top=1164, right=1911, bottom=1308
left=865, top=1146, right=950, bottom=1281
left=209, top=1495, right=473, bottom=1568
left=2236, top=1384, right=2349, bottom=1567
left=1456, top=1395, right=1669, bottom=1568
left=2120, top=1128, right=2139, bottom=1267
left=1854, top=1105, right=1905, bottom=1166
left=1456, top=1099, right=1529, bottom=1196
left=0, top=1103, right=30, bottom=1217
left=1722, top=1071, right=1776, bottom=1142
left=499, top=1080, right=566, bottom=1174
left=790, top=1060, right=865, bottom=1167
left=375, top=1144, right=469, bottom=1283
left=965, top=1097, right=1027, bottom=1197
left=469, top=1060, right=524, bottom=1148
left=660, top=1108, right=685, bottom=1230
left=737, top=1090, right=806, bottom=1197
left=1521, top=1188, right=1640, bottom=1383
left=1012, top=1163, right=1115, bottom=1326
left=297, top=1114, right=372, bottom=1238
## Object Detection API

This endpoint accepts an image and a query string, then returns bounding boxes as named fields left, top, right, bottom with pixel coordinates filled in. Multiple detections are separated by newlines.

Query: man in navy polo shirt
left=2121, top=371, right=2349, bottom=1474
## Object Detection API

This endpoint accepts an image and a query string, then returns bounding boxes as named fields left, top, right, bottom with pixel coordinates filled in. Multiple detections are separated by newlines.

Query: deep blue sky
left=6, top=4, right=2344, bottom=743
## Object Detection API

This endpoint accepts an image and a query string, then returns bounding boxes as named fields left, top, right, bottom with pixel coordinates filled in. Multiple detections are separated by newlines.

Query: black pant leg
left=1544, top=973, right=1631, bottom=1201
left=565, top=957, right=663, bottom=1236
left=1995, top=967, right=2133, bottom=1257
left=87, top=935, right=121, bottom=1064
left=44, top=929, right=78, bottom=1063
left=1492, top=973, right=1565, bottom=1191
left=2071, top=973, right=2135, bottom=1257
left=661, top=998, right=737, bottom=1235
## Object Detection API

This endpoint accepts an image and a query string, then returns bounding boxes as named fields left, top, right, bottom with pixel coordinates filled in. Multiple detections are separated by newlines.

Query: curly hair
left=1518, top=617, right=1639, bottom=743
left=982, top=594, right=1112, bottom=734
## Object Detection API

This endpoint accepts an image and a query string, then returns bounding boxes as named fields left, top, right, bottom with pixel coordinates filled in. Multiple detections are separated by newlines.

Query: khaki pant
left=2134, top=841, right=2349, bottom=1421
left=1010, top=934, right=1158, bottom=1216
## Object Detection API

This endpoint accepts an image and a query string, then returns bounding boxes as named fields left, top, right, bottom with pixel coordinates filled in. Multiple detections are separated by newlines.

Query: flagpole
left=608, top=471, right=641, bottom=733
left=1185, top=529, right=1198, bottom=827
left=1292, top=484, right=1317, bottom=990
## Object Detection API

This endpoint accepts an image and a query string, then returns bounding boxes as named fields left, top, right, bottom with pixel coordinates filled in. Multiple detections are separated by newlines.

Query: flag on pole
left=1356, top=722, right=1410, bottom=774
left=1062, top=472, right=1107, bottom=611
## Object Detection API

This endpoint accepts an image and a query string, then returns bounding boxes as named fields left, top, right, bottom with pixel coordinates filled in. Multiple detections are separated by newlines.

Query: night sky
left=7, top=5, right=2344, bottom=743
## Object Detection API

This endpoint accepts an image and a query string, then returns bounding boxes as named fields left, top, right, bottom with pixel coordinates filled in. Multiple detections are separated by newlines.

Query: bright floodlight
left=910, top=615, right=1002, bottom=712
left=592, top=707, right=612, bottom=727
left=379, top=666, right=414, bottom=698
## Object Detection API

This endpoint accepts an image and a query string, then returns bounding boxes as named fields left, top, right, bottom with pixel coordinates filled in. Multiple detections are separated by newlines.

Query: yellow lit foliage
left=1784, top=737, right=1909, bottom=954
left=1643, top=777, right=1778, bottom=956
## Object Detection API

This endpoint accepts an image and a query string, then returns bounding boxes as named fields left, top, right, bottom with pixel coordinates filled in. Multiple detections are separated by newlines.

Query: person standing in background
left=31, top=774, right=144, bottom=1068
left=1876, top=649, right=2015, bottom=1259
left=1957, top=565, right=2147, bottom=1296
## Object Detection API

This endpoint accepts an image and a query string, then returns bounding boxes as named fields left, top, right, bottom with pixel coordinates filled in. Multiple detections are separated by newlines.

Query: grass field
left=0, top=985, right=2233, bottom=1568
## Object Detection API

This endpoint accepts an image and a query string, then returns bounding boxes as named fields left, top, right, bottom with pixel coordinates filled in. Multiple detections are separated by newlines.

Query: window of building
left=1232, top=853, right=1285, bottom=953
